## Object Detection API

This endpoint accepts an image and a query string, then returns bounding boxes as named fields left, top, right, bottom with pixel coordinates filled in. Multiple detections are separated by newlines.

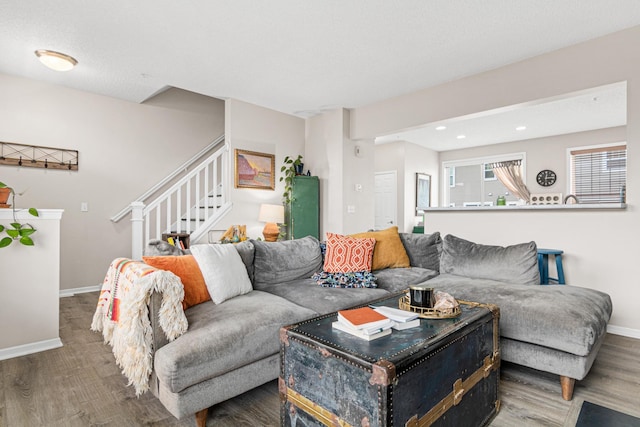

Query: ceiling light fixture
left=516, top=126, right=527, bottom=131
left=456, top=135, right=466, bottom=139
left=34, top=49, right=78, bottom=71
left=435, top=125, right=447, bottom=131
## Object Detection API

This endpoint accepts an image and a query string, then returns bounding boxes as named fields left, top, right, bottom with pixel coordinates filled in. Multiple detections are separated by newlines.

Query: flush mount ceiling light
left=456, top=134, right=466, bottom=139
left=435, top=125, right=447, bottom=131
left=34, top=49, right=78, bottom=71
left=516, top=126, right=527, bottom=131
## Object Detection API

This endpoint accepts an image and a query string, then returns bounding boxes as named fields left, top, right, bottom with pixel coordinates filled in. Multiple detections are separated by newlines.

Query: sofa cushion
left=234, top=240, right=255, bottom=284
left=190, top=244, right=253, bottom=304
left=350, top=226, right=410, bottom=270
left=440, top=234, right=539, bottom=285
left=373, top=267, right=439, bottom=294
left=323, top=232, right=375, bottom=273
left=153, top=290, right=316, bottom=394
left=258, top=277, right=390, bottom=315
left=142, top=255, right=210, bottom=309
left=399, top=232, right=442, bottom=271
left=252, top=236, right=323, bottom=289
left=426, top=274, right=612, bottom=357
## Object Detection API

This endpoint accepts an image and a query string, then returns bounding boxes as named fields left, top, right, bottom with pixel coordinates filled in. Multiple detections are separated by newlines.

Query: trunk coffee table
left=280, top=294, right=500, bottom=427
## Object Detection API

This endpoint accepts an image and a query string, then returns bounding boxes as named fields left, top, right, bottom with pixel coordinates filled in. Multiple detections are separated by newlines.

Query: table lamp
left=258, top=204, right=285, bottom=242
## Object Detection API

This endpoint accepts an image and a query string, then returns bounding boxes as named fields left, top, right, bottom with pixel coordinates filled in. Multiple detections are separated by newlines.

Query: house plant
left=0, top=181, right=39, bottom=247
left=279, top=154, right=303, bottom=205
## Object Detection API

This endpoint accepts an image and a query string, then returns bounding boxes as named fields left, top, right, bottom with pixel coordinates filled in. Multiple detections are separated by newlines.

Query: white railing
left=111, top=134, right=226, bottom=223
left=114, top=137, right=232, bottom=260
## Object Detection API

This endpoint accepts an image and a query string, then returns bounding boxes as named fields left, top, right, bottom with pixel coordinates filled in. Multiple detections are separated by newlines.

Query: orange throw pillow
left=350, top=226, right=410, bottom=270
left=142, top=255, right=210, bottom=309
left=323, top=232, right=376, bottom=273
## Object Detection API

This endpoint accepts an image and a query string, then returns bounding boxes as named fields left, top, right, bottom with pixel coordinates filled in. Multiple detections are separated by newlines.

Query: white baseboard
left=0, top=338, right=63, bottom=361
left=59, top=284, right=101, bottom=298
left=607, top=325, right=640, bottom=339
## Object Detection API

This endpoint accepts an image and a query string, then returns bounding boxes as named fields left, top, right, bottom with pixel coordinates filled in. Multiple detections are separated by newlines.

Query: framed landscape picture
left=416, top=172, right=431, bottom=211
left=234, top=149, right=275, bottom=190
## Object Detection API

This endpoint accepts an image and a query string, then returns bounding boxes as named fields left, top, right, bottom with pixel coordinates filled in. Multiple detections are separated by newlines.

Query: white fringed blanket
left=91, top=258, right=188, bottom=396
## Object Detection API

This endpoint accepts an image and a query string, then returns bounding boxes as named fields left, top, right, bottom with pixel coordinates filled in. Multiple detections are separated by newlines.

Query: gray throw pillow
left=252, top=236, right=323, bottom=287
left=440, top=234, right=540, bottom=285
left=399, top=232, right=442, bottom=271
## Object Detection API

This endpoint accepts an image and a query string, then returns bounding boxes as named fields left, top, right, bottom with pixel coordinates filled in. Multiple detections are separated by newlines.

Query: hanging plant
left=0, top=182, right=39, bottom=248
left=279, top=155, right=303, bottom=205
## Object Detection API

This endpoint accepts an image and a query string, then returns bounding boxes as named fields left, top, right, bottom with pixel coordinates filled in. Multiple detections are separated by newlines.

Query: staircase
left=111, top=135, right=231, bottom=259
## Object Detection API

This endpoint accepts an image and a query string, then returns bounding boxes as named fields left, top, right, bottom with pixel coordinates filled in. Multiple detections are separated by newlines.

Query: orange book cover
left=337, top=307, right=388, bottom=329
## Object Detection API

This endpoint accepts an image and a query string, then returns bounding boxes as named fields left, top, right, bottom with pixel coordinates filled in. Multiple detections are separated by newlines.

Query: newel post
left=131, top=201, right=145, bottom=260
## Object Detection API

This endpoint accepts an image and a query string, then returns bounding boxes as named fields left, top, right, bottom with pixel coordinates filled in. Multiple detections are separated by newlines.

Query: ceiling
left=1, top=1, right=639, bottom=134
left=375, top=82, right=628, bottom=151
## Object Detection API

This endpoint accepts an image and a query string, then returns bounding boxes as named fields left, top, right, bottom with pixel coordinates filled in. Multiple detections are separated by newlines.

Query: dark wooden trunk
left=280, top=296, right=500, bottom=427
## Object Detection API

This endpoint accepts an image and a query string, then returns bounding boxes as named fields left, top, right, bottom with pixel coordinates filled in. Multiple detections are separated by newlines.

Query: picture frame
left=416, top=173, right=431, bottom=212
left=234, top=149, right=275, bottom=190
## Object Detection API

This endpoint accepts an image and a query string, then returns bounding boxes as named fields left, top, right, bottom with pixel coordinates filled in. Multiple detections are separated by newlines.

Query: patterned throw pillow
left=323, top=232, right=376, bottom=273
left=312, top=271, right=378, bottom=288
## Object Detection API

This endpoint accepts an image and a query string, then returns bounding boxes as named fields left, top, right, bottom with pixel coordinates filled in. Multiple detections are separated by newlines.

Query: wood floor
left=1, top=291, right=638, bottom=427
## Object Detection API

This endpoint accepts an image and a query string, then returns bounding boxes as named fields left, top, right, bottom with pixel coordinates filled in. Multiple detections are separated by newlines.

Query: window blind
left=570, top=145, right=626, bottom=203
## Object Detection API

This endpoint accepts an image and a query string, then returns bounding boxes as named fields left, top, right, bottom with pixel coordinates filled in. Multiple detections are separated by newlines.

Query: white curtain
left=489, top=160, right=531, bottom=202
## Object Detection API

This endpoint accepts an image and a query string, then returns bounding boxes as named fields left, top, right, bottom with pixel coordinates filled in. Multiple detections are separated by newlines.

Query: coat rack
left=0, top=141, right=78, bottom=171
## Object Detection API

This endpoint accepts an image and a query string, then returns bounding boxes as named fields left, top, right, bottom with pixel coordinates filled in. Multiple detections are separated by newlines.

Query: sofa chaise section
left=425, top=234, right=612, bottom=399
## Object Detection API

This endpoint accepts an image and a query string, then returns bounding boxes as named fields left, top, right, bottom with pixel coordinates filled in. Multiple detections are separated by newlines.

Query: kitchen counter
left=423, top=203, right=626, bottom=212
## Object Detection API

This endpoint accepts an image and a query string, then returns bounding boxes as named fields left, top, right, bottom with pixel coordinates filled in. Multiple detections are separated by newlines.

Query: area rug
left=576, top=401, right=640, bottom=427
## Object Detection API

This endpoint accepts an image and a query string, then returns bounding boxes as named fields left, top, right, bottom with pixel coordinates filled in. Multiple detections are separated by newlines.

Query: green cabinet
left=287, top=176, right=319, bottom=240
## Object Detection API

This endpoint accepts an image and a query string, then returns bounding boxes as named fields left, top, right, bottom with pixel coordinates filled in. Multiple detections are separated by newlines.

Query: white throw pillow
left=190, top=244, right=253, bottom=304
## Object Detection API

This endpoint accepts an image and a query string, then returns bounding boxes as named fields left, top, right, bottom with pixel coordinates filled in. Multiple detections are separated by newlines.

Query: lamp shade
left=258, top=204, right=284, bottom=224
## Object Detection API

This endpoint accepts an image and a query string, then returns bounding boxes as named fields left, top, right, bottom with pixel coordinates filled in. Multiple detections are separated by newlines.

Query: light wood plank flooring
left=1, top=291, right=638, bottom=426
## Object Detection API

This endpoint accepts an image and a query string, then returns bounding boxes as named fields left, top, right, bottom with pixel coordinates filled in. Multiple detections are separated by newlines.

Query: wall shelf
left=0, top=141, right=78, bottom=171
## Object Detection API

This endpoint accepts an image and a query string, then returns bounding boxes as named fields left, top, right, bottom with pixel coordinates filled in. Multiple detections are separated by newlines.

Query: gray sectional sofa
left=145, top=232, right=611, bottom=426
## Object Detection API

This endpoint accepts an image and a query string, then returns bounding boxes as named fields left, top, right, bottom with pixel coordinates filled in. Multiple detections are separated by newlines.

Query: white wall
left=374, top=141, right=439, bottom=232
left=0, top=74, right=225, bottom=290
left=306, top=108, right=375, bottom=237
left=353, top=26, right=640, bottom=333
left=341, top=110, right=375, bottom=235
left=306, top=109, right=344, bottom=236
left=221, top=98, right=305, bottom=240
left=0, top=209, right=63, bottom=358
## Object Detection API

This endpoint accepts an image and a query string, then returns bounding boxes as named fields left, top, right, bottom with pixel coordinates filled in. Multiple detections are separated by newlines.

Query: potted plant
left=279, top=155, right=303, bottom=205
left=0, top=182, right=39, bottom=248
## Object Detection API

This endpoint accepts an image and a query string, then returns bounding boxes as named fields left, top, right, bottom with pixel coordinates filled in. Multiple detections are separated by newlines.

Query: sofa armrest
left=149, top=290, right=170, bottom=353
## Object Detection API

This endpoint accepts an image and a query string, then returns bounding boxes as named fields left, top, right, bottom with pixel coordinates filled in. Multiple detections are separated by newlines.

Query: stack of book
left=372, top=306, right=420, bottom=330
left=332, top=307, right=395, bottom=341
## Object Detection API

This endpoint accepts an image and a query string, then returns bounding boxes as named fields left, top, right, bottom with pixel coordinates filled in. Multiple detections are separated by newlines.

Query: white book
left=332, top=321, right=392, bottom=341
left=336, top=318, right=394, bottom=335
left=391, top=318, right=421, bottom=330
left=337, top=312, right=393, bottom=330
left=373, top=306, right=419, bottom=322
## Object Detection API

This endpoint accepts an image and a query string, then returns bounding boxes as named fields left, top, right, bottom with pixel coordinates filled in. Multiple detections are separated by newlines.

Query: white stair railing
left=119, top=140, right=232, bottom=259
left=111, top=134, right=226, bottom=223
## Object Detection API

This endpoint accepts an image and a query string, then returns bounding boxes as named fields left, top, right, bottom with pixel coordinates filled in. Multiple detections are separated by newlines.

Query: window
left=569, top=143, right=626, bottom=204
left=483, top=163, right=496, bottom=181
left=443, top=153, right=525, bottom=207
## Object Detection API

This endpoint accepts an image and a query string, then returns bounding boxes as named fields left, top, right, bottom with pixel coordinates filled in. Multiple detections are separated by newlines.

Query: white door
left=374, top=171, right=397, bottom=230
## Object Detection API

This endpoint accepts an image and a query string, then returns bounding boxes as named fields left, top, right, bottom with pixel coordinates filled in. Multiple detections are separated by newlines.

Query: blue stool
left=537, top=249, right=565, bottom=285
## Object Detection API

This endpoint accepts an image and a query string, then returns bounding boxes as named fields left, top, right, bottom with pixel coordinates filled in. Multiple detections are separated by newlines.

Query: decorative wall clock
left=536, top=169, right=557, bottom=187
